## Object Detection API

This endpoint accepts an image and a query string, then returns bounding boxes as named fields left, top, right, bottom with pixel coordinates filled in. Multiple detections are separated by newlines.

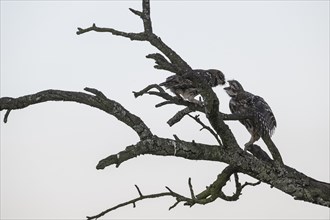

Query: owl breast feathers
left=224, top=80, right=276, bottom=149
left=159, top=69, right=226, bottom=104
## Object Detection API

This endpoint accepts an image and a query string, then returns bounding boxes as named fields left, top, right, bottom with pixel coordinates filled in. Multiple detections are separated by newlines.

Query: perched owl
left=224, top=80, right=276, bottom=150
left=159, top=69, right=226, bottom=104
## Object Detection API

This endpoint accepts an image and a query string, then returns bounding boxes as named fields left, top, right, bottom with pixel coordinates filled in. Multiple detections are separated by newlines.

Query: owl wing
left=159, top=74, right=199, bottom=100
left=229, top=92, right=276, bottom=137
left=251, top=95, right=277, bottom=136
left=183, top=70, right=215, bottom=87
left=160, top=75, right=194, bottom=89
left=229, top=97, right=255, bottom=134
left=197, top=70, right=214, bottom=86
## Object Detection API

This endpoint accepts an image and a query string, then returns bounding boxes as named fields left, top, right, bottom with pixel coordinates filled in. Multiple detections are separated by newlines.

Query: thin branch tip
left=129, top=8, right=143, bottom=17
left=169, top=201, right=180, bottom=210
left=135, top=184, right=143, bottom=197
left=4, top=109, right=11, bottom=123
left=188, top=177, right=196, bottom=200
left=165, top=186, right=174, bottom=193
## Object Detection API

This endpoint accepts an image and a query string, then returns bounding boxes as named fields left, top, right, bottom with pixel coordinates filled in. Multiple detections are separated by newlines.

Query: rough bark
left=1, top=88, right=329, bottom=209
left=1, top=0, right=329, bottom=219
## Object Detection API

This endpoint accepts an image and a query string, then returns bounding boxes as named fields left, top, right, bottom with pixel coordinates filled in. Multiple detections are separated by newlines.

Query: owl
left=159, top=69, right=226, bottom=104
left=224, top=80, right=276, bottom=150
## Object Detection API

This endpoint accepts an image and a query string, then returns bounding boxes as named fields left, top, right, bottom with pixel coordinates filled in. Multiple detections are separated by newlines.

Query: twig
left=86, top=191, right=173, bottom=220
left=188, top=178, right=196, bottom=201
left=87, top=166, right=262, bottom=219
left=133, top=84, right=165, bottom=98
left=146, top=53, right=179, bottom=73
left=187, top=114, right=223, bottom=146
left=84, top=87, right=107, bottom=99
left=133, top=84, right=253, bottom=126
left=155, top=100, right=172, bottom=108
left=242, top=180, right=262, bottom=189
left=76, top=0, right=191, bottom=73
left=168, top=201, right=180, bottom=210
left=77, top=23, right=147, bottom=41
left=3, top=109, right=11, bottom=123
left=129, top=8, right=143, bottom=17
left=135, top=185, right=143, bottom=197
left=173, top=134, right=181, bottom=141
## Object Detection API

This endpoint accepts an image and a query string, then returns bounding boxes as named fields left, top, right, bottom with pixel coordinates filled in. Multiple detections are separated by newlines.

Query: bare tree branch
left=77, top=23, right=147, bottom=41
left=134, top=184, right=144, bottom=197
left=146, top=53, right=179, bottom=73
left=167, top=107, right=193, bottom=126
left=133, top=84, right=253, bottom=125
left=87, top=164, right=266, bottom=220
left=181, top=72, right=240, bottom=150
left=77, top=0, right=191, bottom=74
left=0, top=88, right=152, bottom=140
left=133, top=83, right=255, bottom=118
left=87, top=167, right=262, bottom=220
left=2, top=87, right=328, bottom=208
left=96, top=136, right=223, bottom=169
left=86, top=190, right=173, bottom=220
left=3, top=109, right=11, bottom=123
left=1, top=88, right=329, bottom=217
left=1, top=0, right=329, bottom=219
left=133, top=84, right=201, bottom=110
left=94, top=135, right=330, bottom=208
left=188, top=177, right=196, bottom=202
left=187, top=114, right=222, bottom=146
left=133, top=83, right=283, bottom=162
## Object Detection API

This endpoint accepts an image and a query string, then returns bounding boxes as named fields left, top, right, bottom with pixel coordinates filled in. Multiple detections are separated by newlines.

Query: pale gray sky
left=1, top=1, right=329, bottom=219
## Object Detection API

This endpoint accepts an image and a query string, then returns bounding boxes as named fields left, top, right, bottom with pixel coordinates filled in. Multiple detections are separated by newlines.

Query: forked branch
left=0, top=88, right=152, bottom=140
left=187, top=114, right=222, bottom=146
left=86, top=167, right=260, bottom=220
left=1, top=0, right=329, bottom=219
left=77, top=0, right=191, bottom=74
left=133, top=84, right=254, bottom=126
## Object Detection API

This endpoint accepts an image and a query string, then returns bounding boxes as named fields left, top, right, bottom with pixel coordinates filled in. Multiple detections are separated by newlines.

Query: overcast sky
left=1, top=1, right=329, bottom=219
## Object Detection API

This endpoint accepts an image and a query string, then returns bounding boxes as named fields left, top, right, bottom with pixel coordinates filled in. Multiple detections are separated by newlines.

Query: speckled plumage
left=160, top=69, right=226, bottom=104
left=224, top=80, right=276, bottom=149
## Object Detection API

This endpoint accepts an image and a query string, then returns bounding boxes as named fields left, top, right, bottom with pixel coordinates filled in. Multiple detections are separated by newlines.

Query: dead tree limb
left=0, top=88, right=152, bottom=140
left=1, top=87, right=329, bottom=219
left=77, top=0, right=191, bottom=74
left=86, top=167, right=260, bottom=220
left=1, top=0, right=329, bottom=219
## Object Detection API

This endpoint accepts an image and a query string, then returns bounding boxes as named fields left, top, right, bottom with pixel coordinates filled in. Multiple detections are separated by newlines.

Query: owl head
left=207, top=69, right=226, bottom=87
left=224, top=80, right=244, bottom=97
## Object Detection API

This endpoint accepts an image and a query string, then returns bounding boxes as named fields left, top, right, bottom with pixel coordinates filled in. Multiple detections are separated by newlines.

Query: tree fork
left=1, top=0, right=329, bottom=219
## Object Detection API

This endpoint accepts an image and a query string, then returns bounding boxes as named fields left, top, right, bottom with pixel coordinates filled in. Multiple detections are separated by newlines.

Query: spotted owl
left=159, top=69, right=226, bottom=104
left=224, top=80, right=276, bottom=150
